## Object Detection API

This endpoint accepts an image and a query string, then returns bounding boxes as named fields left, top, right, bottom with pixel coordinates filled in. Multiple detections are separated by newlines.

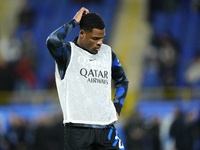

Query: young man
left=46, top=7, right=129, bottom=150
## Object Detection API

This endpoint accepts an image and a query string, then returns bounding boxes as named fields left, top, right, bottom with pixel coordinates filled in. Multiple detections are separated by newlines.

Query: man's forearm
left=114, top=79, right=129, bottom=115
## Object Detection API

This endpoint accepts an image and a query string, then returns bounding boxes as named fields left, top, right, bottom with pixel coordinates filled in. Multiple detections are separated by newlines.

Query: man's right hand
left=73, top=7, right=89, bottom=25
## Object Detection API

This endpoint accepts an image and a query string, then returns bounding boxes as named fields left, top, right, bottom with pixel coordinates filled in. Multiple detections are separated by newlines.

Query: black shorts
left=64, top=124, right=125, bottom=150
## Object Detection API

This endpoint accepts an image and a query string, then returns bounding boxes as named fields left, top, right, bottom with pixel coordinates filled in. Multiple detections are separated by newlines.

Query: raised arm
left=46, top=7, right=89, bottom=61
left=46, top=19, right=76, bottom=60
left=46, top=7, right=89, bottom=79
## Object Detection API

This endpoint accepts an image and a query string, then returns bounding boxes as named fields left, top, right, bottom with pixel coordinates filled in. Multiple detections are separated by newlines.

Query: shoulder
left=64, top=42, right=71, bottom=52
left=101, top=43, right=111, bottom=50
left=100, top=44, right=112, bottom=55
left=101, top=44, right=115, bottom=54
left=101, top=44, right=117, bottom=62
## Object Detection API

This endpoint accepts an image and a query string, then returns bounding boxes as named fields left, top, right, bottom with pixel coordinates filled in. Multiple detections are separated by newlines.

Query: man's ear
left=79, top=30, right=85, bottom=39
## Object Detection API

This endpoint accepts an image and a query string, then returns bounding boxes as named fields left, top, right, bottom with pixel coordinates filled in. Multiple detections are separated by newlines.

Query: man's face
left=80, top=28, right=105, bottom=54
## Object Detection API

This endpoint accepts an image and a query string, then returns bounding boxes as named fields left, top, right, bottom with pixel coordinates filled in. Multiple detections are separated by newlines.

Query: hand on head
left=73, top=7, right=89, bottom=25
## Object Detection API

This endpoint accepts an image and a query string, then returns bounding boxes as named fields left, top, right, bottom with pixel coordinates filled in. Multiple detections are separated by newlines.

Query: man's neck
left=73, top=37, right=95, bottom=55
left=74, top=37, right=84, bottom=49
left=76, top=37, right=82, bottom=47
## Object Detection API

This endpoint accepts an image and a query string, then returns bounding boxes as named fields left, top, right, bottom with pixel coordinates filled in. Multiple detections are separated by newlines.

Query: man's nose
left=97, top=39, right=103, bottom=45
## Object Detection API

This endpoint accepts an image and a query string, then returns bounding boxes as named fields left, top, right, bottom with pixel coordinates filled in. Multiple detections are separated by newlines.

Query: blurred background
left=0, top=0, right=200, bottom=149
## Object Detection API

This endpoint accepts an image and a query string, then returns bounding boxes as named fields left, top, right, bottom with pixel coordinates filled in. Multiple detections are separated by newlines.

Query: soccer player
left=46, top=7, right=129, bottom=150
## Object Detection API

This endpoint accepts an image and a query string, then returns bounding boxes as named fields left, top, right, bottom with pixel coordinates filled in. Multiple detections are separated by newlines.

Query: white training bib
left=55, top=42, right=117, bottom=125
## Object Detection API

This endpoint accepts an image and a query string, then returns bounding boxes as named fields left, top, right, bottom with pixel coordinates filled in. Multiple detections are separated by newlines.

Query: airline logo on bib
left=78, top=56, right=109, bottom=85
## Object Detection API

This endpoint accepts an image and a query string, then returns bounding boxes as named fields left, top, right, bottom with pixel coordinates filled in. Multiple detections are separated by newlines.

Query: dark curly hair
left=80, top=12, right=105, bottom=32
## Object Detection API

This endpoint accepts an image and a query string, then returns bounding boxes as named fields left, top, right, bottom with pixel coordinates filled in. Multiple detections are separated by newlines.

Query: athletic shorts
left=64, top=124, right=125, bottom=150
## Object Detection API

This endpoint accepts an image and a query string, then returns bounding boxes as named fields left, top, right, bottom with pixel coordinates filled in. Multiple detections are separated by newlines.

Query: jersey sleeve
left=46, top=19, right=77, bottom=79
left=111, top=50, right=129, bottom=115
